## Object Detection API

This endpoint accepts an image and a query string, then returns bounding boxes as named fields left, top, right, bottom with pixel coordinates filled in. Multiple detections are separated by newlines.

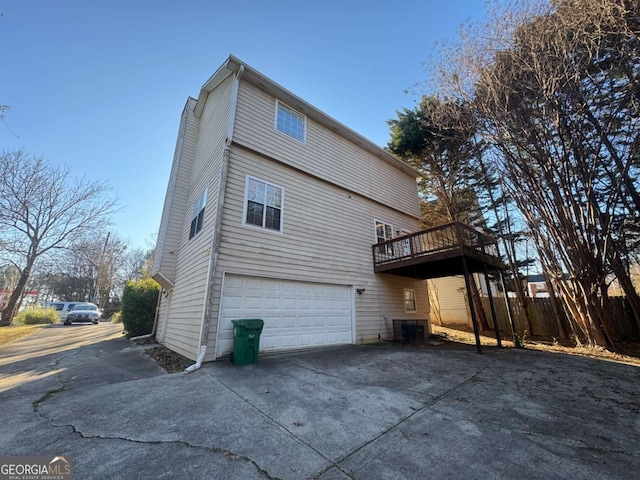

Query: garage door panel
left=281, top=316, right=297, bottom=328
left=262, top=298, right=277, bottom=311
left=326, top=332, right=337, bottom=343
left=280, top=334, right=298, bottom=348
left=298, top=299, right=312, bottom=310
left=217, top=275, right=353, bottom=356
left=246, top=297, right=264, bottom=309
left=298, top=316, right=311, bottom=327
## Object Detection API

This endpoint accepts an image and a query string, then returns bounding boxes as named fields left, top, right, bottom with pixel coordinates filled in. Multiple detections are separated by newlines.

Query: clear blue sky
left=1, top=0, right=491, bottom=250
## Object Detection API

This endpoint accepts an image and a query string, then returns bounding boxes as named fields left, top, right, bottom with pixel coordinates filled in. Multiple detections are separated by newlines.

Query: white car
left=64, top=303, right=101, bottom=325
left=51, top=301, right=80, bottom=322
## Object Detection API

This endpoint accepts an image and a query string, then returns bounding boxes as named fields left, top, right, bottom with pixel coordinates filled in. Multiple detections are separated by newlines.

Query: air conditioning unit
left=393, top=319, right=428, bottom=345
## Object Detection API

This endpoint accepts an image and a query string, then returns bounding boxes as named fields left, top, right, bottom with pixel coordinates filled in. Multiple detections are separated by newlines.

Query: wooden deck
left=372, top=221, right=505, bottom=279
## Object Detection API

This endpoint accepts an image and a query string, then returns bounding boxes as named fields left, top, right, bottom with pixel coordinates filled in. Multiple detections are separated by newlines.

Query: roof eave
left=193, top=58, right=237, bottom=118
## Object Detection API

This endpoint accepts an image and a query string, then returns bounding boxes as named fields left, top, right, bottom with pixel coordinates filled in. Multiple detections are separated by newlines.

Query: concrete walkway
left=1, top=324, right=639, bottom=479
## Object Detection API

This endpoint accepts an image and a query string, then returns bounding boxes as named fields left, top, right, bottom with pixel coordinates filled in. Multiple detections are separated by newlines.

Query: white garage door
left=216, top=274, right=353, bottom=357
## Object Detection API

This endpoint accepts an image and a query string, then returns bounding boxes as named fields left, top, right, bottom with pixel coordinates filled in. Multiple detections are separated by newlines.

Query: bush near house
left=14, top=307, right=58, bottom=325
left=121, top=278, right=160, bottom=337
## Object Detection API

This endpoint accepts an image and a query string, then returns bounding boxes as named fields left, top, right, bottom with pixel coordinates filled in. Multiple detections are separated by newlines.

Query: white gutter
left=185, top=65, right=245, bottom=372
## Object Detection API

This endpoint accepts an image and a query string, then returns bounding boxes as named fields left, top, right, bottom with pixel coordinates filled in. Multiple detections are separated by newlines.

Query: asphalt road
left=1, top=324, right=640, bottom=479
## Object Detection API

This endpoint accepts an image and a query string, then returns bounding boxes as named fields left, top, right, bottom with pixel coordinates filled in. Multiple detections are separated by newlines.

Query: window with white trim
left=243, top=176, right=284, bottom=232
left=189, top=188, right=207, bottom=239
left=404, top=289, right=417, bottom=313
left=275, top=100, right=306, bottom=142
left=375, top=220, right=394, bottom=245
left=375, top=220, right=411, bottom=257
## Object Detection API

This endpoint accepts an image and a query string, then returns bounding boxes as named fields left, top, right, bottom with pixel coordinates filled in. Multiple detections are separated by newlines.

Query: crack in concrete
left=34, top=428, right=76, bottom=452
left=32, top=386, right=65, bottom=412
left=205, top=370, right=340, bottom=478
left=205, top=356, right=500, bottom=479
left=29, top=355, right=74, bottom=413
left=48, top=421, right=279, bottom=479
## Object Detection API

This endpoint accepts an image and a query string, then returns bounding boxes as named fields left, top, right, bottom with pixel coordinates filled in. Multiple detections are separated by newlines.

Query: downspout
left=129, top=288, right=163, bottom=342
left=186, top=64, right=244, bottom=372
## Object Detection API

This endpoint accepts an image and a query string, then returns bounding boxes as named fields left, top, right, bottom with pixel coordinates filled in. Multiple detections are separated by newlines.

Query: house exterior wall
left=154, top=59, right=429, bottom=361
left=152, top=97, right=199, bottom=289
left=155, top=75, right=233, bottom=359
left=428, top=276, right=469, bottom=325
left=233, top=82, right=420, bottom=218
left=205, top=146, right=429, bottom=359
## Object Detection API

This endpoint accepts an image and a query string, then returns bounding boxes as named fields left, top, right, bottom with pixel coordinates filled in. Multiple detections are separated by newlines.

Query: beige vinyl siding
left=204, top=147, right=429, bottom=358
left=161, top=76, right=233, bottom=360
left=152, top=98, right=200, bottom=288
left=428, top=276, right=470, bottom=326
left=233, top=81, right=420, bottom=219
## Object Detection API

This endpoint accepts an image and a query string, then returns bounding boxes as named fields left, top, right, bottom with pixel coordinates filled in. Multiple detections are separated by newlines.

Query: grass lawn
left=0, top=324, right=46, bottom=346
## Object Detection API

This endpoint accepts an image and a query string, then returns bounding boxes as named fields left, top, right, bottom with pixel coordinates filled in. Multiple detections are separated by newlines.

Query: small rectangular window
left=189, top=188, right=207, bottom=239
left=275, top=100, right=306, bottom=142
left=404, top=289, right=417, bottom=313
left=243, top=176, right=284, bottom=233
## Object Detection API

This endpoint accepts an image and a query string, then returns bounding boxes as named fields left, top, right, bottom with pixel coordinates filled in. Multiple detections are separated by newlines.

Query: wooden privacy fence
left=479, top=296, right=640, bottom=342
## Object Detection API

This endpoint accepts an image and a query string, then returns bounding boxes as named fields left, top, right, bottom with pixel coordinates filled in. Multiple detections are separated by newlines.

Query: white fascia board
left=193, top=58, right=236, bottom=118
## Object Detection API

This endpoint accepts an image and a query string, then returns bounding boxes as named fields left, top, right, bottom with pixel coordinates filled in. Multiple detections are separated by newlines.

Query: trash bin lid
left=231, top=318, right=264, bottom=330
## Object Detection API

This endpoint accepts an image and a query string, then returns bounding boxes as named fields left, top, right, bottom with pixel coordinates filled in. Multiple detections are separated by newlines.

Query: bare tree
left=0, top=150, right=117, bottom=325
left=68, top=232, right=128, bottom=308
left=434, top=0, right=640, bottom=347
left=119, top=246, right=153, bottom=284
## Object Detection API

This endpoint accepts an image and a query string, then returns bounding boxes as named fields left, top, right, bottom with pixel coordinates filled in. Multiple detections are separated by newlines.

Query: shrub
left=110, top=311, right=122, bottom=323
left=14, top=307, right=58, bottom=325
left=121, top=278, right=160, bottom=337
left=102, top=307, right=120, bottom=320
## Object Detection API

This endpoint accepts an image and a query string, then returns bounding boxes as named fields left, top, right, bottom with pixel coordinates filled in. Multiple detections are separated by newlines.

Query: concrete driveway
left=1, top=324, right=639, bottom=479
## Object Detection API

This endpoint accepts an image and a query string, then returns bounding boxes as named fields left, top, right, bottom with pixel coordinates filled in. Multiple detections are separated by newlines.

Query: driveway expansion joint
left=205, top=370, right=352, bottom=478
left=329, top=356, right=500, bottom=470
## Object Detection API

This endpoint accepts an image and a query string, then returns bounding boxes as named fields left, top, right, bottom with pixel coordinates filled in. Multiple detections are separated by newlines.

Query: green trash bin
left=230, top=319, right=264, bottom=365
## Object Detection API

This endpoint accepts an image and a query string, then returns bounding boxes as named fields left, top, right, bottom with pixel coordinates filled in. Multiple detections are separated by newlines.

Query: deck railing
left=372, top=221, right=500, bottom=268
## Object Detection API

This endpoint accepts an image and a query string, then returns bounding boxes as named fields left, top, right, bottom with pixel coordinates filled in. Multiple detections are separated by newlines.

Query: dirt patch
left=133, top=336, right=158, bottom=346
left=432, top=324, right=640, bottom=366
left=131, top=337, right=193, bottom=373
left=145, top=346, right=193, bottom=373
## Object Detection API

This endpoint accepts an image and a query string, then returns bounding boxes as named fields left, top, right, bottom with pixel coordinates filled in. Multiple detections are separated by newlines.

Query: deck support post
left=499, top=270, right=522, bottom=348
left=483, top=264, right=502, bottom=348
left=462, top=257, right=482, bottom=354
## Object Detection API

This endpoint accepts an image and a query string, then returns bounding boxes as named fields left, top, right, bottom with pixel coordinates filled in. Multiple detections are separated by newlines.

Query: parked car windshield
left=71, top=304, right=98, bottom=311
